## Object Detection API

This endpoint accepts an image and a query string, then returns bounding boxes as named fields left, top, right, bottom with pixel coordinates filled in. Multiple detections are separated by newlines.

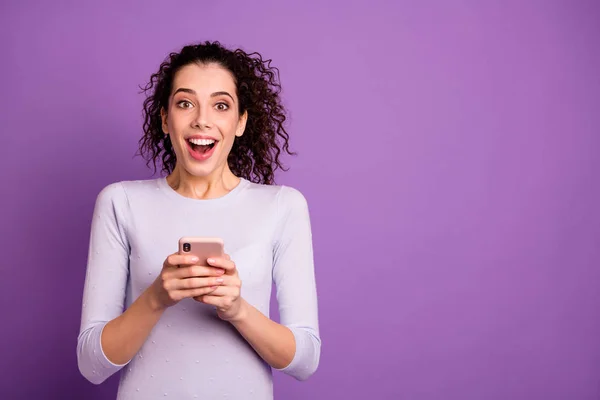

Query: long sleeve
left=77, top=183, right=131, bottom=384
left=272, top=186, right=321, bottom=381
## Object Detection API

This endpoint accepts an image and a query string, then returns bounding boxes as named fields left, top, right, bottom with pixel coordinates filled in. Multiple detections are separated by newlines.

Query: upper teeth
left=189, top=138, right=215, bottom=145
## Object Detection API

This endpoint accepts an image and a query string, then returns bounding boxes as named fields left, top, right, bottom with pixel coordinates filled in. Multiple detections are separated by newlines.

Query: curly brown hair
left=137, top=41, right=295, bottom=185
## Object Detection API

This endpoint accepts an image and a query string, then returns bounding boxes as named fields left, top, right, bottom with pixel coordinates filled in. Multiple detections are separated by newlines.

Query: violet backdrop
left=1, top=1, right=599, bottom=399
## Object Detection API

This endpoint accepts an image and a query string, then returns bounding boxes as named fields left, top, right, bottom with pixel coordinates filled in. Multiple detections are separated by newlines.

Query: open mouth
left=187, top=138, right=216, bottom=153
left=186, top=138, right=218, bottom=161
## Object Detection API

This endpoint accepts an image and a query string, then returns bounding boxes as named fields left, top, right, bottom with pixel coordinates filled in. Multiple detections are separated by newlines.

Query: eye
left=177, top=100, right=194, bottom=109
left=215, top=102, right=229, bottom=111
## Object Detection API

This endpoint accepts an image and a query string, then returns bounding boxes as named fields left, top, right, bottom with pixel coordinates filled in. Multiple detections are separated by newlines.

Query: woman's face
left=161, top=63, right=247, bottom=179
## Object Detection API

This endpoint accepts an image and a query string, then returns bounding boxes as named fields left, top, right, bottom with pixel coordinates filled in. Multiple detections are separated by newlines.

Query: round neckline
left=156, top=176, right=250, bottom=206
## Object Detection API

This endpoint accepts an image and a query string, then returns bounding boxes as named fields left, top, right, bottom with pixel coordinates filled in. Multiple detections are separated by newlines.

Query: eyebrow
left=173, top=88, right=235, bottom=102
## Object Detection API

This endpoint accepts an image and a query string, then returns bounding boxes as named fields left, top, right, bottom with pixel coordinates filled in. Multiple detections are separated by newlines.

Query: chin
left=183, top=163, right=219, bottom=178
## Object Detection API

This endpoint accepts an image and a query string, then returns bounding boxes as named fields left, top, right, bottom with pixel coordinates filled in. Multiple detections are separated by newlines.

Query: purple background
left=1, top=1, right=599, bottom=399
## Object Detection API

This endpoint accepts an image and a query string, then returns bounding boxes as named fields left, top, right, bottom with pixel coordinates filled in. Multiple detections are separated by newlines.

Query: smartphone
left=178, top=237, right=224, bottom=265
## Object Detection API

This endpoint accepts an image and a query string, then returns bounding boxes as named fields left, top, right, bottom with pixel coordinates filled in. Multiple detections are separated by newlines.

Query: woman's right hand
left=149, top=252, right=226, bottom=310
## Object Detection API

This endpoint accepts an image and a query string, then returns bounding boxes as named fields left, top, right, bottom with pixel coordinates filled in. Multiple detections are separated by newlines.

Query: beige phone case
left=178, top=237, right=224, bottom=264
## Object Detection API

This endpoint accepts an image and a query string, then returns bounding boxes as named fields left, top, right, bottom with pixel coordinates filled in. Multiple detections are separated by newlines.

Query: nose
left=192, top=104, right=212, bottom=129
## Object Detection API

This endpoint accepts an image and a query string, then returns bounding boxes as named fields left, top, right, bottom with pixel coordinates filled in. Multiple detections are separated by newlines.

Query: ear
left=236, top=110, right=248, bottom=137
left=160, top=107, right=169, bottom=134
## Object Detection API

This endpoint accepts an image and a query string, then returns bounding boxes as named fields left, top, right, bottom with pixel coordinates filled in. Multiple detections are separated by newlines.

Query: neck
left=166, top=164, right=241, bottom=200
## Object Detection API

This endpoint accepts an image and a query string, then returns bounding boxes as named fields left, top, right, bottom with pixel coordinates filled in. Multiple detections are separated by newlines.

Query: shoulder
left=274, top=185, right=310, bottom=222
left=244, top=181, right=309, bottom=209
left=95, top=181, right=127, bottom=204
left=94, top=178, right=160, bottom=208
left=277, top=185, right=309, bottom=210
left=98, top=178, right=162, bottom=197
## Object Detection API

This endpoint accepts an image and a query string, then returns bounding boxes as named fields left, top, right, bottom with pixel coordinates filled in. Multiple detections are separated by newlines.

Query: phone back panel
left=178, top=237, right=224, bottom=264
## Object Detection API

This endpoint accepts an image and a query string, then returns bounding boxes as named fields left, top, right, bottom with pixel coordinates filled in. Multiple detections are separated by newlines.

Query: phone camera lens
left=183, top=243, right=191, bottom=252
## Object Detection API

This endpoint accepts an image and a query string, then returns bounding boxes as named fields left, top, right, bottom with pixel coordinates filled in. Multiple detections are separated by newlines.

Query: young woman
left=77, top=41, right=320, bottom=399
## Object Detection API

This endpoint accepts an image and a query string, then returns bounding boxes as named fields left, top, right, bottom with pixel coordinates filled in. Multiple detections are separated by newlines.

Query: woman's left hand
left=194, top=254, right=246, bottom=322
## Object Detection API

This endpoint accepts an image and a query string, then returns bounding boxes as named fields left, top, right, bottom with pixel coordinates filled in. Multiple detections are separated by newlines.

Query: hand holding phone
left=148, top=237, right=226, bottom=309
left=180, top=237, right=244, bottom=321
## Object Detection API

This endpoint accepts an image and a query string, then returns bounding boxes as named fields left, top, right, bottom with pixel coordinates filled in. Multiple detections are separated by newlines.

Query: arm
left=98, top=290, right=165, bottom=365
left=229, top=186, right=321, bottom=380
left=228, top=299, right=296, bottom=369
left=77, top=183, right=164, bottom=384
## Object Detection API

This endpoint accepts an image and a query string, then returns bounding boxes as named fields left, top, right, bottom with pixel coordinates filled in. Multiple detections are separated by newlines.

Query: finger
left=168, top=273, right=236, bottom=290
left=174, top=265, right=225, bottom=279
left=194, top=274, right=238, bottom=289
left=202, top=285, right=232, bottom=297
left=169, top=276, right=225, bottom=291
left=177, top=286, right=220, bottom=299
left=206, top=257, right=236, bottom=273
left=215, top=275, right=241, bottom=290
left=202, top=285, right=239, bottom=297
left=197, top=295, right=234, bottom=309
left=166, top=253, right=200, bottom=268
left=161, top=266, right=224, bottom=283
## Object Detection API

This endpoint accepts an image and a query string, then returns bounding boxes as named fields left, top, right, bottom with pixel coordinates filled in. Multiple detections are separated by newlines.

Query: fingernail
left=216, top=278, right=224, bottom=283
left=191, top=256, right=199, bottom=262
left=207, top=258, right=215, bottom=264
